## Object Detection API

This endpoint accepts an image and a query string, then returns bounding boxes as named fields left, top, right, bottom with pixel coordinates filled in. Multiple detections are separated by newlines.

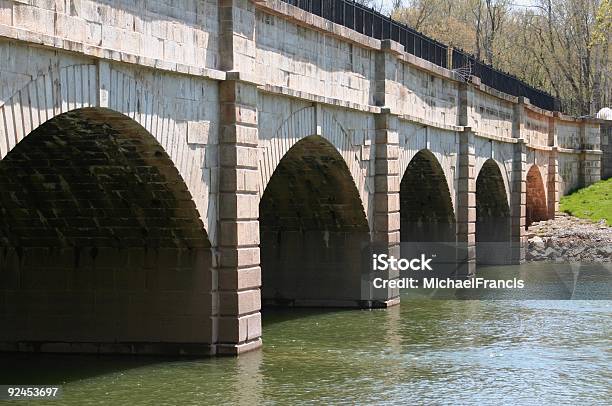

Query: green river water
left=1, top=263, right=610, bottom=405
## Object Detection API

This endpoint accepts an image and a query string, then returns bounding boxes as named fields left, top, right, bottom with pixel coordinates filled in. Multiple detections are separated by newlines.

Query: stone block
left=219, top=81, right=258, bottom=106
left=218, top=288, right=260, bottom=316
left=219, top=220, right=259, bottom=246
left=374, top=174, right=400, bottom=193
left=219, top=144, right=258, bottom=168
left=457, top=191, right=476, bottom=208
left=219, top=192, right=259, bottom=219
left=374, top=192, right=400, bottom=213
left=218, top=246, right=260, bottom=268
left=218, top=266, right=261, bottom=290
left=220, top=103, right=257, bottom=126
left=456, top=221, right=476, bottom=235
left=375, top=144, right=399, bottom=159
left=217, top=312, right=261, bottom=343
left=220, top=124, right=258, bottom=145
left=186, top=121, right=210, bottom=145
left=219, top=167, right=259, bottom=192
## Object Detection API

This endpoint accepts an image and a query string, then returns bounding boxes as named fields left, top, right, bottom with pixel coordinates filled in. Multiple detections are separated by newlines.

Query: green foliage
left=560, top=178, right=612, bottom=225
left=392, top=0, right=611, bottom=116
left=591, top=0, right=611, bottom=47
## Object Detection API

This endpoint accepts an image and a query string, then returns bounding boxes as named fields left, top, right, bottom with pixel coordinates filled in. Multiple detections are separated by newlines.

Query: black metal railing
left=281, top=0, right=448, bottom=67
left=452, top=49, right=559, bottom=111
left=280, top=0, right=560, bottom=112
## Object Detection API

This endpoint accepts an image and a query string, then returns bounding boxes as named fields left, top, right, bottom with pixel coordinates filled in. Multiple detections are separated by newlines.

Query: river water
left=1, top=263, right=611, bottom=405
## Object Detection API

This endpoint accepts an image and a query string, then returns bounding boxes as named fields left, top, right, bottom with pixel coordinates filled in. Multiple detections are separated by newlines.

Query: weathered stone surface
left=0, top=0, right=604, bottom=357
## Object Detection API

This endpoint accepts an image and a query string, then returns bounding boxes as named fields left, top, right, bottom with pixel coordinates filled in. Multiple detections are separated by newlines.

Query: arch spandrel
left=397, top=123, right=457, bottom=212
left=474, top=138, right=513, bottom=208
left=258, top=106, right=370, bottom=223
left=0, top=63, right=216, bottom=243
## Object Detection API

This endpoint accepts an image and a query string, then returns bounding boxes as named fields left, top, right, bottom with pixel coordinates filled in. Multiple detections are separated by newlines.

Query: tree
left=390, top=0, right=611, bottom=115
left=353, top=0, right=386, bottom=13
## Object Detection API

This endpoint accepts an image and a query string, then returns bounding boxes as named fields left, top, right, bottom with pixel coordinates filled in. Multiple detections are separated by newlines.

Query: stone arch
left=258, top=106, right=368, bottom=219
left=400, top=149, right=456, bottom=243
left=1, top=64, right=99, bottom=159
left=475, top=159, right=511, bottom=264
left=259, top=134, right=369, bottom=306
left=0, top=106, right=214, bottom=353
left=526, top=164, right=549, bottom=228
left=0, top=63, right=213, bottom=241
left=474, top=137, right=515, bottom=206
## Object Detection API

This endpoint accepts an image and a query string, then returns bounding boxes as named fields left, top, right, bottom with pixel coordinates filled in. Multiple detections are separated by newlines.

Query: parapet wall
left=0, top=0, right=602, bottom=193
left=253, top=0, right=601, bottom=194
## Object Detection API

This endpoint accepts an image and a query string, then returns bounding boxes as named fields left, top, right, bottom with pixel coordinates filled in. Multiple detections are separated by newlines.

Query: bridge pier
left=371, top=109, right=401, bottom=306
left=511, top=140, right=528, bottom=263
left=547, top=152, right=560, bottom=219
left=456, top=128, right=476, bottom=277
left=215, top=76, right=262, bottom=355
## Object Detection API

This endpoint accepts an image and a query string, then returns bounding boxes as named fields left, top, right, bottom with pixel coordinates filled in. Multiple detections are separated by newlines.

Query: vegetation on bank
left=560, top=178, right=612, bottom=225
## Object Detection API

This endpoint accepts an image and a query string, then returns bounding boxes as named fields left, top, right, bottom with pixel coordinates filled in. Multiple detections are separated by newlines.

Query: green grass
left=560, top=178, right=612, bottom=225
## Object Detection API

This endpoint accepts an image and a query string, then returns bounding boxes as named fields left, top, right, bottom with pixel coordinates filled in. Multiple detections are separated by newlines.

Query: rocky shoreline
left=526, top=212, right=612, bottom=262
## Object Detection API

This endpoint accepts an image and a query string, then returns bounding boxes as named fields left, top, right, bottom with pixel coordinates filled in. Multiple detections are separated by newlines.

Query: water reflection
left=0, top=262, right=610, bottom=405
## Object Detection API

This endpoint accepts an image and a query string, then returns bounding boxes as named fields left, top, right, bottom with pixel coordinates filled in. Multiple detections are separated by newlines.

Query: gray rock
left=530, top=236, right=545, bottom=250
left=543, top=247, right=558, bottom=259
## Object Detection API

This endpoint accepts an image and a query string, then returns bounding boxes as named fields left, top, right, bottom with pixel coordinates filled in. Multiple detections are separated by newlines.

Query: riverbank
left=526, top=212, right=612, bottom=262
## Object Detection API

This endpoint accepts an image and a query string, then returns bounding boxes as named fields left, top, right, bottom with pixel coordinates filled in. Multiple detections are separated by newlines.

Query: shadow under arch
left=399, top=149, right=456, bottom=279
left=400, top=149, right=455, bottom=242
left=475, top=159, right=511, bottom=265
left=0, top=108, right=214, bottom=354
left=259, top=134, right=370, bottom=307
left=526, top=165, right=549, bottom=228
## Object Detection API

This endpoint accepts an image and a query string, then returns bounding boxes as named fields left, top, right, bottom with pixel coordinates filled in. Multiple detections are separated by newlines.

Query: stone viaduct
left=0, top=0, right=602, bottom=355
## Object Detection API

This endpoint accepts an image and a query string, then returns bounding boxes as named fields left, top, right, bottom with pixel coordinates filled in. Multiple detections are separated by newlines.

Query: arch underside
left=258, top=106, right=370, bottom=226
left=397, top=125, right=457, bottom=213
left=400, top=150, right=455, bottom=242
left=0, top=109, right=213, bottom=351
left=476, top=160, right=511, bottom=265
left=400, top=150, right=456, bottom=279
left=474, top=138, right=513, bottom=207
left=526, top=165, right=549, bottom=227
left=0, top=63, right=214, bottom=243
left=259, top=135, right=369, bottom=306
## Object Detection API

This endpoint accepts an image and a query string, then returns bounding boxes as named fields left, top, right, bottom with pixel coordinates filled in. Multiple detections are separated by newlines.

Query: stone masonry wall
left=602, top=122, right=612, bottom=179
left=253, top=8, right=376, bottom=106
left=0, top=0, right=603, bottom=356
left=468, top=88, right=514, bottom=139
left=0, top=0, right=219, bottom=70
left=0, top=110, right=213, bottom=353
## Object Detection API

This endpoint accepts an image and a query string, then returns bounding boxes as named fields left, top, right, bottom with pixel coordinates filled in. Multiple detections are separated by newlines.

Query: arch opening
left=475, top=160, right=511, bottom=265
left=259, top=135, right=369, bottom=307
left=399, top=150, right=456, bottom=278
left=0, top=109, right=213, bottom=353
left=400, top=150, right=455, bottom=242
left=526, top=165, right=549, bottom=228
